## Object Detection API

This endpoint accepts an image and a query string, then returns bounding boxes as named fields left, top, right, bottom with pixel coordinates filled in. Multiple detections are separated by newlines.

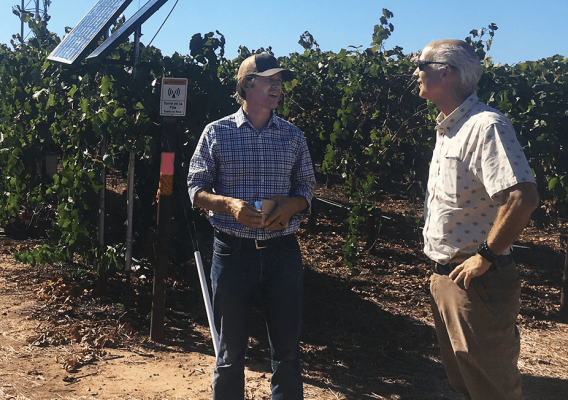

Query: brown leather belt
left=433, top=254, right=514, bottom=276
left=215, top=229, right=291, bottom=249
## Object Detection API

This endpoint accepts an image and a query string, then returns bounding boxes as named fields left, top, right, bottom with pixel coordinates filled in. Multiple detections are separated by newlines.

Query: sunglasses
left=417, top=60, right=459, bottom=71
left=258, top=76, right=283, bottom=87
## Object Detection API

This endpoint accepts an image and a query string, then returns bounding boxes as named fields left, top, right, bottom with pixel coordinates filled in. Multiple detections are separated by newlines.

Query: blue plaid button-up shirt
left=187, top=108, right=315, bottom=239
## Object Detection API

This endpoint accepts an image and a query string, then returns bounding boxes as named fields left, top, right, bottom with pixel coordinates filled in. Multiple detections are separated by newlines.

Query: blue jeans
left=211, top=233, right=304, bottom=400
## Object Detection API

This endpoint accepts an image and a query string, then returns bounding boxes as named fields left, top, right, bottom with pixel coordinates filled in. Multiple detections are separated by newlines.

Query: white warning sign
left=160, top=77, right=188, bottom=117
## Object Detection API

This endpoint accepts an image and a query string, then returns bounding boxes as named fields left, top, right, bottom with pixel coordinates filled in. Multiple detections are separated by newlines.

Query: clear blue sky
left=1, top=0, right=566, bottom=65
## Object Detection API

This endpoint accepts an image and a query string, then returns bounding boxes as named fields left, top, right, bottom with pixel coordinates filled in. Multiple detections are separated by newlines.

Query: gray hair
left=431, top=44, right=483, bottom=92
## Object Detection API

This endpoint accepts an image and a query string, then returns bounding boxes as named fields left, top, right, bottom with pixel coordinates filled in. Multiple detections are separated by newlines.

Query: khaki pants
left=430, top=262, right=523, bottom=400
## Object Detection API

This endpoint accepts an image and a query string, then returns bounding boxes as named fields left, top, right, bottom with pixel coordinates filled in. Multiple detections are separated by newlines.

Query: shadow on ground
left=236, top=261, right=458, bottom=399
left=522, top=374, right=568, bottom=400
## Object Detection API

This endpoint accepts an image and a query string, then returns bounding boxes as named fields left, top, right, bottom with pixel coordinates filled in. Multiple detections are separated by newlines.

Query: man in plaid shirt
left=188, top=54, right=315, bottom=400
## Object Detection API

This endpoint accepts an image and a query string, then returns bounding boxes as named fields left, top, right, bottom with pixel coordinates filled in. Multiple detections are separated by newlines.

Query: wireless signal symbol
left=168, top=87, right=181, bottom=98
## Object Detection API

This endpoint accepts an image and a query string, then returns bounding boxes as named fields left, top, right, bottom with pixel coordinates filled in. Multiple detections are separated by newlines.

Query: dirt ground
left=1, top=186, right=568, bottom=400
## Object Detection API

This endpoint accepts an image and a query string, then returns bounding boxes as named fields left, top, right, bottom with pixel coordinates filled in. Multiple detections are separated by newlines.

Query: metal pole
left=98, top=137, right=107, bottom=250
left=126, top=27, right=141, bottom=267
left=133, top=26, right=141, bottom=78
left=195, top=250, right=219, bottom=357
left=20, top=0, right=24, bottom=42
left=43, top=0, right=49, bottom=20
left=125, top=25, right=142, bottom=307
left=96, top=137, right=109, bottom=295
left=125, top=150, right=135, bottom=273
left=560, top=235, right=568, bottom=318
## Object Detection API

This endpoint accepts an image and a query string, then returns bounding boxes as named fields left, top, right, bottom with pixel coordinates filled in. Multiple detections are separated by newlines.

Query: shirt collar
left=235, top=107, right=280, bottom=131
left=435, top=92, right=479, bottom=136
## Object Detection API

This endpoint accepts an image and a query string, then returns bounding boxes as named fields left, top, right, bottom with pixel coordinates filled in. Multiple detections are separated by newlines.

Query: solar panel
left=47, top=0, right=133, bottom=65
left=87, top=0, right=170, bottom=62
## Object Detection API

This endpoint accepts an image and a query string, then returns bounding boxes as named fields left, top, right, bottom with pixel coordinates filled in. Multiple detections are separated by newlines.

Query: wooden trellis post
left=150, top=77, right=187, bottom=342
left=150, top=152, right=175, bottom=341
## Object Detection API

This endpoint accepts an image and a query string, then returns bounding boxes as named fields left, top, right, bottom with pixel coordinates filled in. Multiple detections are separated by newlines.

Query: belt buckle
left=255, top=239, right=268, bottom=249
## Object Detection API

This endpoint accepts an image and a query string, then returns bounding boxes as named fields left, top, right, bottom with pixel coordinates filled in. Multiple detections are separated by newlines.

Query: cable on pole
left=147, top=0, right=178, bottom=48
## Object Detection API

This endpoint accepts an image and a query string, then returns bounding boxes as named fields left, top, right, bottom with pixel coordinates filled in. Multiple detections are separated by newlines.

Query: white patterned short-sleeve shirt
left=423, top=93, right=536, bottom=264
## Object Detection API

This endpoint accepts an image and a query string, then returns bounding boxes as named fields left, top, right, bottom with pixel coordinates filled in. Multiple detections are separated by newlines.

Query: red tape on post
left=157, top=152, right=175, bottom=201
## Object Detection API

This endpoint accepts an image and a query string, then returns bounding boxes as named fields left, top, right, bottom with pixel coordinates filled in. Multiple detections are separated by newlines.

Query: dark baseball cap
left=237, top=54, right=294, bottom=81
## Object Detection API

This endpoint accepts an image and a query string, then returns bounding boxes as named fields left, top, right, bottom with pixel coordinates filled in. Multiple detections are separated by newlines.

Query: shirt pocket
left=439, top=154, right=473, bottom=202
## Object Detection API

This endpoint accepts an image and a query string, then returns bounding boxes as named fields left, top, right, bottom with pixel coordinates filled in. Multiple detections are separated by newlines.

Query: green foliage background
left=1, top=9, right=566, bottom=270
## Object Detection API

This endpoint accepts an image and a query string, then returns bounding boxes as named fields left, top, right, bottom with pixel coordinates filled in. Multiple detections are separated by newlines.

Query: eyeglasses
left=258, top=76, right=283, bottom=87
left=417, top=60, right=459, bottom=71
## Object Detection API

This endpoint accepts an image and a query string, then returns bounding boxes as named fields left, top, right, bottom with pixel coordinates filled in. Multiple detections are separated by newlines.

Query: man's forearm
left=193, top=189, right=233, bottom=213
left=487, top=182, right=540, bottom=254
left=195, top=191, right=307, bottom=213
left=450, top=182, right=540, bottom=288
left=288, top=195, right=309, bottom=214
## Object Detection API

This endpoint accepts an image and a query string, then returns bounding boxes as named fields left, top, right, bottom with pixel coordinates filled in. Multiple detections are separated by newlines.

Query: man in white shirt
left=413, top=39, right=540, bottom=400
